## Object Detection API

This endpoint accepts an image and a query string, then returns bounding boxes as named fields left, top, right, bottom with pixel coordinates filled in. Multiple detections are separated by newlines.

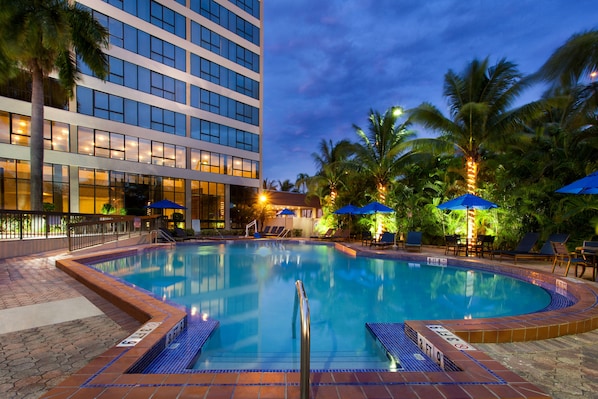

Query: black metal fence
left=0, top=210, right=82, bottom=240
left=67, top=215, right=160, bottom=252
left=0, top=210, right=160, bottom=251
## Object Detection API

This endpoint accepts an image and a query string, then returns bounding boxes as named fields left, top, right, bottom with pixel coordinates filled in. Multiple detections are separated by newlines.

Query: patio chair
left=404, top=231, right=422, bottom=252
left=509, top=233, right=569, bottom=264
left=473, top=235, right=495, bottom=258
left=577, top=241, right=598, bottom=280
left=495, top=232, right=540, bottom=260
left=361, top=230, right=374, bottom=246
left=551, top=241, right=591, bottom=277
left=370, top=232, right=395, bottom=249
left=445, top=234, right=466, bottom=256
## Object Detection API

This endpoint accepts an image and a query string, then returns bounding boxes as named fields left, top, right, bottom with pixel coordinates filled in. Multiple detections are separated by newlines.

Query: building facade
left=0, top=0, right=263, bottom=230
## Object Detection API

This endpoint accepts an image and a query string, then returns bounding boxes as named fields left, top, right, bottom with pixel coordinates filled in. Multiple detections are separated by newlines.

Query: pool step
left=193, top=350, right=391, bottom=371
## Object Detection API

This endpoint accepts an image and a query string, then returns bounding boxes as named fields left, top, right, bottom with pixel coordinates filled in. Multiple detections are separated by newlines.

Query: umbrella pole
left=466, top=207, right=470, bottom=256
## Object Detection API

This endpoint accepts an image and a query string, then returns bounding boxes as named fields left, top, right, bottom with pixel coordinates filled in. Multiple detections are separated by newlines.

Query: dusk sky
left=261, top=0, right=597, bottom=185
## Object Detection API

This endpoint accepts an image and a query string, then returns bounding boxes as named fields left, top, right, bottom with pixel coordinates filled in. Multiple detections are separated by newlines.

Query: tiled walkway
left=0, top=243, right=597, bottom=398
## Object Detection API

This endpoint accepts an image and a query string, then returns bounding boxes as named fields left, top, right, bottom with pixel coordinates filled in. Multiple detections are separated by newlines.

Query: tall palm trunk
left=30, top=65, right=44, bottom=211
left=466, top=156, right=478, bottom=250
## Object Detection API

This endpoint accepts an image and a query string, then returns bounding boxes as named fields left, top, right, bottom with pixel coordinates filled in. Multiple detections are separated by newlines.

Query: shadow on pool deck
left=1, top=239, right=597, bottom=398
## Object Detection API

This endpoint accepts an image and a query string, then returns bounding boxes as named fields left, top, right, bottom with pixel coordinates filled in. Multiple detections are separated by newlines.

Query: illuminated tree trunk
left=376, top=183, right=387, bottom=237
left=329, top=186, right=337, bottom=206
left=466, top=157, right=478, bottom=252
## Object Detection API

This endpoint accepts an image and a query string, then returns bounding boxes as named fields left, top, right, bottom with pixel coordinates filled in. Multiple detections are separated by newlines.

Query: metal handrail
left=153, top=229, right=176, bottom=245
left=294, top=280, right=311, bottom=399
left=245, top=219, right=257, bottom=237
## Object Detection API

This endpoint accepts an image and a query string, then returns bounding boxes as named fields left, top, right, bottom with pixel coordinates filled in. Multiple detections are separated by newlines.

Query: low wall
left=0, top=237, right=69, bottom=259
left=0, top=234, right=149, bottom=260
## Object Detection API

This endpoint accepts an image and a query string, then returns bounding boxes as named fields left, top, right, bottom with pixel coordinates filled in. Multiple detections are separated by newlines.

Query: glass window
left=51, top=121, right=69, bottom=152
left=124, top=99, right=138, bottom=126
left=111, top=133, right=125, bottom=160
left=0, top=111, right=10, bottom=144
left=11, top=114, right=30, bottom=146
left=138, top=139, right=151, bottom=164
left=109, top=56, right=124, bottom=85
left=124, top=61, right=137, bottom=89
left=77, top=86, right=93, bottom=115
left=78, top=127, right=94, bottom=155
left=138, top=103, right=150, bottom=129
left=125, top=136, right=138, bottom=162
left=176, top=146, right=186, bottom=169
left=124, top=24, right=138, bottom=53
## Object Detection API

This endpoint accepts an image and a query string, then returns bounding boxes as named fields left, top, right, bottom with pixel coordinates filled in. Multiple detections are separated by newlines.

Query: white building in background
left=0, top=0, right=263, bottom=230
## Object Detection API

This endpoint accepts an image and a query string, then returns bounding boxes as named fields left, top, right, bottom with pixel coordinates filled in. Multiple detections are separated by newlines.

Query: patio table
left=576, top=246, right=597, bottom=281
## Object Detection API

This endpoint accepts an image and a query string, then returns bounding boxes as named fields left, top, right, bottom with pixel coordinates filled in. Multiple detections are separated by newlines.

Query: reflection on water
left=91, top=242, right=552, bottom=370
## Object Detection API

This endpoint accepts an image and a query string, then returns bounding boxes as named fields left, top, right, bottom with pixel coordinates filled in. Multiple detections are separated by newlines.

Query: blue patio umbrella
left=277, top=208, right=295, bottom=216
left=437, top=193, right=498, bottom=255
left=437, top=193, right=498, bottom=211
left=359, top=201, right=394, bottom=237
left=555, top=171, right=598, bottom=195
left=333, top=204, right=362, bottom=215
left=277, top=208, right=295, bottom=230
left=145, top=199, right=186, bottom=209
left=333, top=204, right=363, bottom=236
left=359, top=201, right=394, bottom=214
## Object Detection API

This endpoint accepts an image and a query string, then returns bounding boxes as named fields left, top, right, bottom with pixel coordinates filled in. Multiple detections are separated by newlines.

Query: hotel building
left=0, top=0, right=263, bottom=230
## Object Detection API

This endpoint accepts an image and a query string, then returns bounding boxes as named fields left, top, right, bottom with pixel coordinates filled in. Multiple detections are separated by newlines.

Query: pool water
left=91, top=242, right=552, bottom=371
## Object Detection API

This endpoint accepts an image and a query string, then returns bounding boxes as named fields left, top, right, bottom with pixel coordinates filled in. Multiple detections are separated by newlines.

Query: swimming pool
left=91, top=241, right=554, bottom=371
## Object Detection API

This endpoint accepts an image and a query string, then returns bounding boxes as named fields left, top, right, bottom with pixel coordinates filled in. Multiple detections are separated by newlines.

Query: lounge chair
left=264, top=226, right=284, bottom=236
left=173, top=227, right=194, bottom=241
left=507, top=233, right=569, bottom=264
left=445, top=234, right=466, bottom=256
left=316, top=228, right=334, bottom=239
left=404, top=231, right=422, bottom=252
left=330, top=229, right=350, bottom=241
left=551, top=241, right=591, bottom=277
left=370, top=232, right=395, bottom=249
left=495, top=232, right=540, bottom=260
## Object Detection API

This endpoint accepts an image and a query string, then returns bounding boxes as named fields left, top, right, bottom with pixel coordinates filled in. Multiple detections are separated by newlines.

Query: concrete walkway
left=0, top=244, right=597, bottom=398
left=0, top=253, right=140, bottom=399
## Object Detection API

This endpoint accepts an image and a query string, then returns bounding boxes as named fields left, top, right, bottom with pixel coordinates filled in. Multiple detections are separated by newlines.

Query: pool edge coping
left=44, top=241, right=598, bottom=398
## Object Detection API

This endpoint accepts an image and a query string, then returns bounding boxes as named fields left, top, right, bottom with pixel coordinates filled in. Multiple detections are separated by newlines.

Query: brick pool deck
left=2, top=240, right=598, bottom=398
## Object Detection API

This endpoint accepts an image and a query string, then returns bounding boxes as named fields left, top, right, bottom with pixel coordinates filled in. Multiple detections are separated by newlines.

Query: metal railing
left=0, top=210, right=82, bottom=240
left=293, top=280, right=311, bottom=399
left=67, top=215, right=160, bottom=251
left=150, top=229, right=176, bottom=245
left=245, top=219, right=257, bottom=237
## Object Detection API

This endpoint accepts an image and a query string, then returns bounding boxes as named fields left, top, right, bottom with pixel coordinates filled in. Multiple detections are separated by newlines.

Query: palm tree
left=277, top=179, right=295, bottom=192
left=410, top=57, right=543, bottom=242
left=534, top=29, right=598, bottom=89
left=0, top=0, right=109, bottom=210
left=262, top=178, right=278, bottom=190
left=353, top=107, right=415, bottom=203
left=295, top=173, right=310, bottom=193
left=310, top=139, right=355, bottom=207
